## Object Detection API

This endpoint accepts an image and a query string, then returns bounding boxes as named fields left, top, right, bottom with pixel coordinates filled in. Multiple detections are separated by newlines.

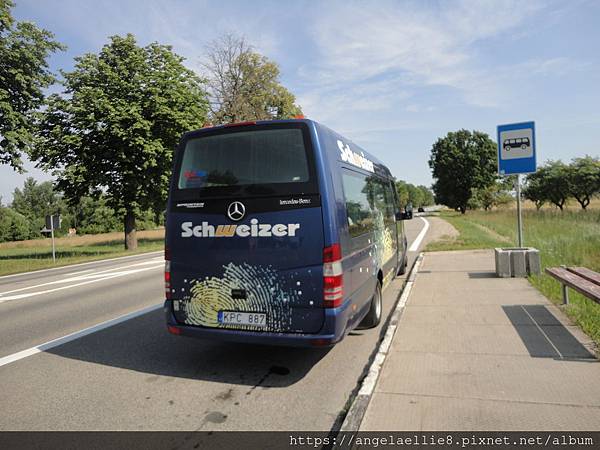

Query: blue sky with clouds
left=2, top=0, right=599, bottom=202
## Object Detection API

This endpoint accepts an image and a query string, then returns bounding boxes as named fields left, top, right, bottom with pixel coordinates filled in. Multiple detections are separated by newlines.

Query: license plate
left=218, top=311, right=266, bottom=327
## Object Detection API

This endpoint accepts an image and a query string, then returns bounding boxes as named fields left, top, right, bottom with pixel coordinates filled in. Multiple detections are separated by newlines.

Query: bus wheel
left=359, top=281, right=382, bottom=329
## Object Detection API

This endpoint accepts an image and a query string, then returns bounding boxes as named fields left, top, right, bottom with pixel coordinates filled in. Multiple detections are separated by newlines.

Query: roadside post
left=497, top=121, right=536, bottom=247
left=494, top=121, right=540, bottom=277
left=45, top=214, right=61, bottom=263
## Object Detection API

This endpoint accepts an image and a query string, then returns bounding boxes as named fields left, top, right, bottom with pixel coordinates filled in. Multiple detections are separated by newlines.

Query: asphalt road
left=0, top=216, right=435, bottom=431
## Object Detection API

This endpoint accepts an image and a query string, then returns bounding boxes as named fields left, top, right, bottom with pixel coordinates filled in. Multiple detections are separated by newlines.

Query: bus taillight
left=323, top=243, right=343, bottom=308
left=164, top=250, right=172, bottom=300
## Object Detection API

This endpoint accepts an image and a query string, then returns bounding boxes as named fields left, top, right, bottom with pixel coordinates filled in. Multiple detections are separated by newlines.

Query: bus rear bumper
left=163, top=300, right=346, bottom=348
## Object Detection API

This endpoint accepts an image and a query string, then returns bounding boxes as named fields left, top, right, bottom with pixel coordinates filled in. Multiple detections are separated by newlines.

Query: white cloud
left=298, top=0, right=554, bottom=114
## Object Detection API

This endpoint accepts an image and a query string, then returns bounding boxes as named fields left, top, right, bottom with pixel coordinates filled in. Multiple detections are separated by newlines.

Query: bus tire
left=359, top=281, right=382, bottom=329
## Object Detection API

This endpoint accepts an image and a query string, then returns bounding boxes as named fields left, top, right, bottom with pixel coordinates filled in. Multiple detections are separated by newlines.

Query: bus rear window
left=178, top=128, right=310, bottom=190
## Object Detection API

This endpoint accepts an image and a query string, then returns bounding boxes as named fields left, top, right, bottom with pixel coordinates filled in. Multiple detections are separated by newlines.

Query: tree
left=395, top=180, right=409, bottom=207
left=523, top=175, right=545, bottom=210
left=395, top=180, right=434, bottom=208
left=204, top=34, right=302, bottom=123
left=11, top=177, right=64, bottom=237
left=428, top=130, right=497, bottom=213
left=69, top=195, right=121, bottom=234
left=566, top=156, right=600, bottom=210
left=0, top=0, right=64, bottom=170
left=469, top=179, right=513, bottom=211
left=407, top=184, right=423, bottom=207
left=539, top=160, right=570, bottom=210
left=417, top=185, right=435, bottom=206
left=524, top=161, right=570, bottom=211
left=34, top=34, right=209, bottom=249
left=0, top=205, right=30, bottom=242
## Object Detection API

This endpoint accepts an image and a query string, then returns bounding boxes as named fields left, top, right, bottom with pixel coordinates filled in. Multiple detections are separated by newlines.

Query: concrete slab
left=419, top=249, right=494, bottom=273
left=359, top=249, right=600, bottom=431
left=391, top=323, right=536, bottom=356
left=376, top=352, right=599, bottom=406
left=362, top=393, right=600, bottom=431
left=402, top=304, right=547, bottom=326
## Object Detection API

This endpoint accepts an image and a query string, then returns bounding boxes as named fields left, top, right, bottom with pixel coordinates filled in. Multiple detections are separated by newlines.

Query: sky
left=2, top=0, right=600, bottom=203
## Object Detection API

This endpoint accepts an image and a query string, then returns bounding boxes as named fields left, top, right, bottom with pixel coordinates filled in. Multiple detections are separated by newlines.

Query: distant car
left=417, top=207, right=425, bottom=213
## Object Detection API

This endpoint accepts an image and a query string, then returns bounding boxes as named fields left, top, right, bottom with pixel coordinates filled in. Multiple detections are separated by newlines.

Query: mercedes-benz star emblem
left=227, top=201, right=245, bottom=221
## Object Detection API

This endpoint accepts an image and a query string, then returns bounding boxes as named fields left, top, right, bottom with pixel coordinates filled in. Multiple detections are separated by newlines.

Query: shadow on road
left=47, top=308, right=330, bottom=388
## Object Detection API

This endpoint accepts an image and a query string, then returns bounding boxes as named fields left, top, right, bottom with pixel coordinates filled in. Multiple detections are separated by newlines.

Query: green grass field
left=426, top=208, right=600, bottom=348
left=0, top=229, right=165, bottom=276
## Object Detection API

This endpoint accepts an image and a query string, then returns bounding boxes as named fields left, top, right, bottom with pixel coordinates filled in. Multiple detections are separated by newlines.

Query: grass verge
left=426, top=209, right=600, bottom=348
left=0, top=229, right=165, bottom=276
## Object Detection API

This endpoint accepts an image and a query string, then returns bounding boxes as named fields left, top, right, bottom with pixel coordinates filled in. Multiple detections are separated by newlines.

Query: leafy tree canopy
left=204, top=34, right=302, bottom=123
left=395, top=180, right=409, bottom=207
left=11, top=176, right=65, bottom=238
left=523, top=160, right=570, bottom=210
left=524, top=157, right=599, bottom=211
left=566, top=155, right=600, bottom=210
left=395, top=180, right=434, bottom=208
left=469, top=181, right=513, bottom=211
left=428, top=129, right=497, bottom=213
left=11, top=176, right=62, bottom=219
left=0, top=204, right=29, bottom=242
left=0, top=0, right=64, bottom=170
left=33, top=34, right=209, bottom=249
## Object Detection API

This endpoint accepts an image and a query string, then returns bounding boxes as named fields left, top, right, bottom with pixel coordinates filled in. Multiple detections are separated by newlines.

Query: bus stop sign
left=497, top=121, right=536, bottom=175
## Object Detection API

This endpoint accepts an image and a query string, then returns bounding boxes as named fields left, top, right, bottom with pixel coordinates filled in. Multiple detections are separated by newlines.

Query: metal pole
left=51, top=216, right=56, bottom=263
left=516, top=174, right=523, bottom=248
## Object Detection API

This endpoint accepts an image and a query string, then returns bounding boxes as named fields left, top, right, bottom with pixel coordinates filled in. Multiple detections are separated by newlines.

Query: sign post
left=45, top=214, right=61, bottom=263
left=515, top=175, right=523, bottom=247
left=497, top=121, right=536, bottom=248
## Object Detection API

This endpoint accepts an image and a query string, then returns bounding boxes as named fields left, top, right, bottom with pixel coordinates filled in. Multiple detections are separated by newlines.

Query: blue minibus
left=164, top=119, right=408, bottom=347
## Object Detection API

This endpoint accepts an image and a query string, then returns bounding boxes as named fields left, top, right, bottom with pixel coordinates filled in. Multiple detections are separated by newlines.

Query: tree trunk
left=124, top=210, right=137, bottom=250
left=575, top=196, right=589, bottom=210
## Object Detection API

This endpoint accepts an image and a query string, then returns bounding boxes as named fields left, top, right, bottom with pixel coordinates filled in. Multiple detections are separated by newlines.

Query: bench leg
left=562, top=284, right=569, bottom=305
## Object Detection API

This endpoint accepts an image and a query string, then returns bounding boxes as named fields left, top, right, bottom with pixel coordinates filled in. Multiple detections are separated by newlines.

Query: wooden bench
left=546, top=266, right=600, bottom=305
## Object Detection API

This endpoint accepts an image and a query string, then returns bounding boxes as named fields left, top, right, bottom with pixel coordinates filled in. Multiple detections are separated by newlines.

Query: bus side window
left=341, top=170, right=376, bottom=238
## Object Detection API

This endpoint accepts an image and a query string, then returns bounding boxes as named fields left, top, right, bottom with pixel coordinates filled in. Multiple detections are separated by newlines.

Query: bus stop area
left=357, top=249, right=600, bottom=430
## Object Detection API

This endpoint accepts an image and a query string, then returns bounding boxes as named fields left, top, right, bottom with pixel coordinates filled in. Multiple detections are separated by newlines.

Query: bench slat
left=545, top=267, right=600, bottom=304
left=567, top=267, right=600, bottom=287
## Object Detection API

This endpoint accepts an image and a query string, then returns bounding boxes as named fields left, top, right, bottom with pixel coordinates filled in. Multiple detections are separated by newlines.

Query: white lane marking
left=62, top=269, right=94, bottom=277
left=408, top=217, right=430, bottom=252
left=0, top=250, right=164, bottom=280
left=0, top=260, right=165, bottom=297
left=0, top=264, right=163, bottom=302
left=0, top=303, right=163, bottom=368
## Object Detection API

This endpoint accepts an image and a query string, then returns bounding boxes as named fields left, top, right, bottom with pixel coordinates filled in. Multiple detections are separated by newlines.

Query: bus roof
left=181, top=118, right=393, bottom=179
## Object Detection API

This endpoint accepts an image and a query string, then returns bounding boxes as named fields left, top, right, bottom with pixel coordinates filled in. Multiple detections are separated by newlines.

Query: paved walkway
left=360, top=249, right=600, bottom=430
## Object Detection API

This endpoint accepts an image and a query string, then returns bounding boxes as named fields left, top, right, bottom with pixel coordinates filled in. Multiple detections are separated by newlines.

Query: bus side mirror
left=395, top=211, right=406, bottom=221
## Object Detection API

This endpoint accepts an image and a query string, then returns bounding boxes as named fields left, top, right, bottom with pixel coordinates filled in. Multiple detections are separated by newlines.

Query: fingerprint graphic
left=183, top=263, right=295, bottom=332
left=373, top=211, right=395, bottom=267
